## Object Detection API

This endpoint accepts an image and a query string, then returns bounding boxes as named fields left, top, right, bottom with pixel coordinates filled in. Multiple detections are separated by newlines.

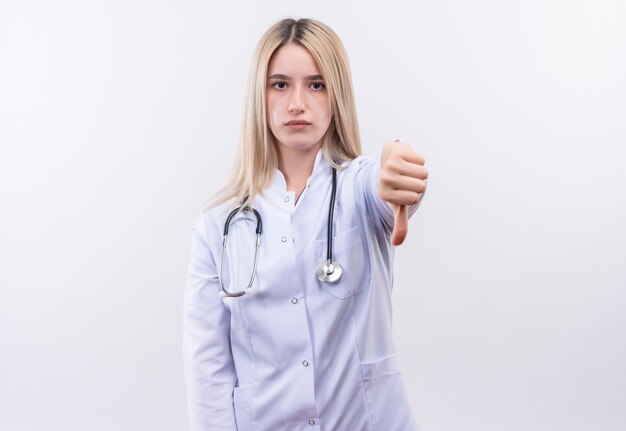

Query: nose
left=288, top=85, right=305, bottom=114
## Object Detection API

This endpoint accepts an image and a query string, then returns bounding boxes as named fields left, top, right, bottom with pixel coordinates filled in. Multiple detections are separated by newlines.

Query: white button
left=291, top=298, right=298, bottom=304
left=281, top=236, right=287, bottom=243
left=284, top=196, right=290, bottom=202
left=308, top=419, right=316, bottom=425
left=302, top=360, right=309, bottom=367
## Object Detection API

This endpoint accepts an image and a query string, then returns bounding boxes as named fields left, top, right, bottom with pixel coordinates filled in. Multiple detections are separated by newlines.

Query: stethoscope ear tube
left=219, top=206, right=262, bottom=298
left=223, top=206, right=262, bottom=236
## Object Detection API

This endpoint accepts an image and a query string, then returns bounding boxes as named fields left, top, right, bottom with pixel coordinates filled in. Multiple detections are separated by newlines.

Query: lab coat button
left=291, top=298, right=298, bottom=304
left=308, top=419, right=316, bottom=425
left=284, top=196, right=290, bottom=203
left=281, top=236, right=287, bottom=243
left=302, top=360, right=309, bottom=367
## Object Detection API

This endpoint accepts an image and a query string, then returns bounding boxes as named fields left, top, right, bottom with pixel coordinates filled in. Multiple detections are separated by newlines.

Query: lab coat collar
left=268, top=148, right=329, bottom=194
left=263, top=149, right=333, bottom=212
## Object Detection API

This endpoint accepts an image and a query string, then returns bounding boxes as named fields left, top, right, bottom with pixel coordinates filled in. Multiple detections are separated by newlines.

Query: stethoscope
left=218, top=168, right=342, bottom=299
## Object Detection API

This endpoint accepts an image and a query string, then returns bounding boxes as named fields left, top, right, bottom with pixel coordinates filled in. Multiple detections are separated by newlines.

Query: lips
left=285, top=120, right=311, bottom=126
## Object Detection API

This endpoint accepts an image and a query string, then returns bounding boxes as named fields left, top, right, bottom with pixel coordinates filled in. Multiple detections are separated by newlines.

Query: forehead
left=268, top=43, right=321, bottom=75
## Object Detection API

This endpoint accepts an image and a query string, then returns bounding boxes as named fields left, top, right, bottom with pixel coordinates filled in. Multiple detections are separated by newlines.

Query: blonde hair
left=207, top=18, right=361, bottom=210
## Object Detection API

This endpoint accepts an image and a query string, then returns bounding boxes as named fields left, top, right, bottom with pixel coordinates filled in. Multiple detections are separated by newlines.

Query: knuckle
left=380, top=172, right=394, bottom=186
left=378, top=184, right=390, bottom=200
left=410, top=192, right=421, bottom=205
left=388, top=164, right=399, bottom=174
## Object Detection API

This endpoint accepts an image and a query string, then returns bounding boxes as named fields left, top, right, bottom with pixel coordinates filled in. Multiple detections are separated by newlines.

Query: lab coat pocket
left=315, top=226, right=371, bottom=299
left=360, top=355, right=416, bottom=430
left=233, top=384, right=255, bottom=430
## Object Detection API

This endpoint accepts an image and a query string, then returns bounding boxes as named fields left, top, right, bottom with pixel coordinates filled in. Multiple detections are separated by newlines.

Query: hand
left=379, top=140, right=428, bottom=246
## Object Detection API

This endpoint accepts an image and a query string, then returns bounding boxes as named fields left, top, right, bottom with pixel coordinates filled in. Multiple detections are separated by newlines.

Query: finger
left=390, top=140, right=425, bottom=164
left=380, top=189, right=423, bottom=206
left=398, top=161, right=428, bottom=180
left=385, top=158, right=428, bottom=180
left=391, top=204, right=408, bottom=246
left=399, top=150, right=425, bottom=166
left=381, top=176, right=427, bottom=196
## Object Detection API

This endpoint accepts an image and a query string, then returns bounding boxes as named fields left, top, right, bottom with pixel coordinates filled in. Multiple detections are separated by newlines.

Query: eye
left=271, top=81, right=287, bottom=90
left=310, top=82, right=326, bottom=90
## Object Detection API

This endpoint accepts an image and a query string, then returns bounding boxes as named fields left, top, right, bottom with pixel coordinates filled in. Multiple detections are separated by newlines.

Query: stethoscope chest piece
left=316, top=259, right=343, bottom=283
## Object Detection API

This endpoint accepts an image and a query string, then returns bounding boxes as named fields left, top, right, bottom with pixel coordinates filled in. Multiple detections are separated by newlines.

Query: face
left=266, top=43, right=332, bottom=155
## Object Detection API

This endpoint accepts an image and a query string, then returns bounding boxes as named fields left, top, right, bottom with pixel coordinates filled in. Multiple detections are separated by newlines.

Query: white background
left=1, top=1, right=625, bottom=430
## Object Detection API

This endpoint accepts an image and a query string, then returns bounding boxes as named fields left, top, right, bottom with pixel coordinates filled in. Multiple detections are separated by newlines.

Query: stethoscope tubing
left=219, top=168, right=341, bottom=299
left=325, top=168, right=337, bottom=262
left=219, top=206, right=262, bottom=298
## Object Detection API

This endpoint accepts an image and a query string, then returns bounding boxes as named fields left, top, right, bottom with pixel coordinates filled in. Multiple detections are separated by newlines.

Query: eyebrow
left=268, top=74, right=324, bottom=80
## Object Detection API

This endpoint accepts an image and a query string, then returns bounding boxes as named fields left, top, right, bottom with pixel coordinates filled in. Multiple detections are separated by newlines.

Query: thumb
left=391, top=204, right=408, bottom=246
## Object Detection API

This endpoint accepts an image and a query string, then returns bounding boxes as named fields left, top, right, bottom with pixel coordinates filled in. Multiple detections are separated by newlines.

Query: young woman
left=183, top=18, right=428, bottom=431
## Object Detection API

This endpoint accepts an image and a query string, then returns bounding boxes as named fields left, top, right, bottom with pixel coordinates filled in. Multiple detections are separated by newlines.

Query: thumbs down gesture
left=379, top=140, right=428, bottom=246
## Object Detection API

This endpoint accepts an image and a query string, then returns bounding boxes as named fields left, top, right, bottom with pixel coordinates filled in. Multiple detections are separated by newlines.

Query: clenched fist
left=379, top=140, right=428, bottom=246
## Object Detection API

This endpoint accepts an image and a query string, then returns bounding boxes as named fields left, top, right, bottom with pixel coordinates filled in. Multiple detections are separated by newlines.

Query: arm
left=183, top=213, right=237, bottom=430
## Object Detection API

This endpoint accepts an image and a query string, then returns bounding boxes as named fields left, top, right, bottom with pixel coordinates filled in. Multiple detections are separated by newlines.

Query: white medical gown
left=183, top=151, right=420, bottom=430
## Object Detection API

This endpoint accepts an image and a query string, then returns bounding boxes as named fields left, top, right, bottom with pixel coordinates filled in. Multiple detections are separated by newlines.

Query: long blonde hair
left=207, top=18, right=361, bottom=210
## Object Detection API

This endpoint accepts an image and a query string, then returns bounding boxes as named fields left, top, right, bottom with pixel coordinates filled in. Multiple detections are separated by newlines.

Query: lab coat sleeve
left=355, top=157, right=422, bottom=236
left=183, top=212, right=237, bottom=431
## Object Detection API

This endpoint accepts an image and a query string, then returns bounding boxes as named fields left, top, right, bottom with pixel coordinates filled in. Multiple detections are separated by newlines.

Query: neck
left=276, top=143, right=321, bottom=199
